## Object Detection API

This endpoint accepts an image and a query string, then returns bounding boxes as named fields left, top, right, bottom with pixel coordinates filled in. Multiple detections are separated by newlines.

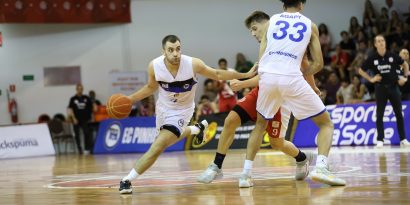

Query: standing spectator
left=379, top=7, right=390, bottom=34
left=234, top=53, right=254, bottom=73
left=216, top=58, right=237, bottom=112
left=364, top=0, right=378, bottom=24
left=67, top=84, right=94, bottom=154
left=358, top=35, right=410, bottom=148
left=363, top=16, right=378, bottom=40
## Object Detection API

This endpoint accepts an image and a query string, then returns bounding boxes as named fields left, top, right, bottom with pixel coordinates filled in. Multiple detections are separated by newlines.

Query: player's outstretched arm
left=128, top=62, right=159, bottom=103
left=305, top=23, right=324, bottom=76
left=230, top=75, right=259, bottom=92
left=193, top=58, right=256, bottom=80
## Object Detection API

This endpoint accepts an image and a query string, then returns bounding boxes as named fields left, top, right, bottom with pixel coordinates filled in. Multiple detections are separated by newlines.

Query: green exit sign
left=23, top=75, right=34, bottom=81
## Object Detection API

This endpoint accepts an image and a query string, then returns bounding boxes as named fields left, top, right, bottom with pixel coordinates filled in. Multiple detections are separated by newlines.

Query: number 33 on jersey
left=259, top=12, right=312, bottom=76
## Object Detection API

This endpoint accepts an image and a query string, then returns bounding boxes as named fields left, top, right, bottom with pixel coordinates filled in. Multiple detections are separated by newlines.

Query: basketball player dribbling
left=119, top=35, right=255, bottom=194
left=248, top=0, right=345, bottom=186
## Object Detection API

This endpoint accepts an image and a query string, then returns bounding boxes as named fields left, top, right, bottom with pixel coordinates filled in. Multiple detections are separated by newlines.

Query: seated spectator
left=339, top=31, right=356, bottom=56
left=350, top=75, right=371, bottom=103
left=379, top=7, right=390, bottom=34
left=203, top=79, right=217, bottom=102
left=324, top=72, right=340, bottom=105
left=196, top=95, right=218, bottom=121
left=137, top=95, right=155, bottom=117
left=348, top=40, right=369, bottom=80
left=336, top=79, right=353, bottom=104
left=217, top=58, right=237, bottom=112
left=349, top=16, right=362, bottom=40
left=53, top=113, right=66, bottom=121
left=331, top=44, right=350, bottom=81
left=399, top=48, right=410, bottom=100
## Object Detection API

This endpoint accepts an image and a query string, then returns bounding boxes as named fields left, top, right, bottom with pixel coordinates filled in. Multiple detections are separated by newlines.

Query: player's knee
left=224, top=113, right=241, bottom=129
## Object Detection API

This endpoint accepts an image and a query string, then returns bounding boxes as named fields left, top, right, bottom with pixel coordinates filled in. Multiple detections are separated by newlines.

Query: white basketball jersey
left=258, top=12, right=312, bottom=76
left=153, top=55, right=197, bottom=110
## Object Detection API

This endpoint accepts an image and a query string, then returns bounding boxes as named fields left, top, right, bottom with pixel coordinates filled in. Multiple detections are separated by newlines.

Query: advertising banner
left=0, top=124, right=55, bottom=159
left=293, top=101, right=410, bottom=147
left=94, top=117, right=186, bottom=154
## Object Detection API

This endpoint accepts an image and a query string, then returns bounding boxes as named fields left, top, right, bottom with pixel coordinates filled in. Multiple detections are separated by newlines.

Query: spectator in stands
left=217, top=58, right=237, bottom=112
left=53, top=113, right=66, bottom=121
left=336, top=79, right=353, bottom=104
left=203, top=79, right=217, bottom=102
left=363, top=16, right=378, bottom=40
left=234, top=53, right=254, bottom=73
left=349, top=16, right=362, bottom=40
left=351, top=75, right=371, bottom=103
left=364, top=0, right=378, bottom=24
left=339, top=31, right=356, bottom=56
left=324, top=72, right=340, bottom=105
left=348, top=40, right=369, bottom=80
left=386, top=10, right=403, bottom=36
left=319, top=23, right=332, bottom=64
left=195, top=95, right=218, bottom=121
left=379, top=7, right=390, bottom=34
left=67, top=84, right=93, bottom=154
left=331, top=44, right=350, bottom=81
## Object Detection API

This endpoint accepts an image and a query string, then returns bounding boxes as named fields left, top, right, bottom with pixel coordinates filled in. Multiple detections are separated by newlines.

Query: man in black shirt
left=358, top=35, right=410, bottom=148
left=68, top=84, right=94, bottom=154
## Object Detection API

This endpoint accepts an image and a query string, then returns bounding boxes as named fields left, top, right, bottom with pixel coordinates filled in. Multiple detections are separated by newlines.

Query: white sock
left=189, top=125, right=200, bottom=135
left=242, top=160, right=253, bottom=175
left=316, top=155, right=328, bottom=168
left=122, top=169, right=139, bottom=181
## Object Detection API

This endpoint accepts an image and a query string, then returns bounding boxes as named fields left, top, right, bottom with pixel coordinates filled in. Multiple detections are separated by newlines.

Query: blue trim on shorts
left=256, top=110, right=274, bottom=120
left=298, top=108, right=326, bottom=121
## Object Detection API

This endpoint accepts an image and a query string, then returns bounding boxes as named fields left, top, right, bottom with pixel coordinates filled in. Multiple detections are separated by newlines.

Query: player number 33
left=272, top=21, right=307, bottom=42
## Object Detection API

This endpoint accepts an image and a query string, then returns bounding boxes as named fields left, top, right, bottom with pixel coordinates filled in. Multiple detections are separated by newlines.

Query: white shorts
left=257, top=73, right=326, bottom=120
left=155, top=105, right=194, bottom=137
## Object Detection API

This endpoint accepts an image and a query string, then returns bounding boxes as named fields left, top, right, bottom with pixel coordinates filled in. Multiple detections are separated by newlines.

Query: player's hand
left=398, top=76, right=407, bottom=86
left=230, top=79, right=243, bottom=92
left=370, top=74, right=382, bottom=83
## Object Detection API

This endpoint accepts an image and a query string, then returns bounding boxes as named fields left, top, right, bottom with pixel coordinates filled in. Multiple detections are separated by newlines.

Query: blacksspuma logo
left=104, top=123, right=121, bottom=150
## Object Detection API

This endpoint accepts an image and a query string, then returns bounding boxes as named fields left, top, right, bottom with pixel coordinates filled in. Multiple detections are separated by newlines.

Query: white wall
left=0, top=0, right=408, bottom=125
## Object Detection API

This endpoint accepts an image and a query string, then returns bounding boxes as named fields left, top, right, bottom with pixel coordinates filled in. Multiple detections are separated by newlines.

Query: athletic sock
left=213, top=152, right=226, bottom=169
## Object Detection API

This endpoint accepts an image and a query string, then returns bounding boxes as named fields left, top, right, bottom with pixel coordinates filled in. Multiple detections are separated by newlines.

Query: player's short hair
left=244, top=11, right=270, bottom=29
left=162, top=35, right=180, bottom=48
left=280, top=0, right=306, bottom=8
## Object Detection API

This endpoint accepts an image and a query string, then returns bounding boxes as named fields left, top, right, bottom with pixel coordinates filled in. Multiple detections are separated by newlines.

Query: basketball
left=106, top=93, right=132, bottom=119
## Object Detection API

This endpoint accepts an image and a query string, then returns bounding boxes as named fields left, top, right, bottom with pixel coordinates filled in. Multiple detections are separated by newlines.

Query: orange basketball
left=106, top=94, right=132, bottom=119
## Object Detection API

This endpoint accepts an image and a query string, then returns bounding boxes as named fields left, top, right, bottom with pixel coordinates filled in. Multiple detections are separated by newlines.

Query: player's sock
left=294, top=149, right=307, bottom=162
left=242, top=160, right=253, bottom=175
left=122, top=168, right=139, bottom=181
left=213, top=152, right=226, bottom=169
left=188, top=125, right=200, bottom=135
left=316, top=155, right=328, bottom=168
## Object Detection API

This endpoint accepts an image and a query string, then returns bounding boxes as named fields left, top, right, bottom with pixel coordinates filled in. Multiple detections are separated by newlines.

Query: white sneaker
left=375, top=141, right=384, bottom=148
left=310, top=166, right=346, bottom=186
left=400, top=139, right=410, bottom=148
left=238, top=173, right=253, bottom=188
left=295, top=152, right=315, bottom=180
left=197, top=163, right=223, bottom=184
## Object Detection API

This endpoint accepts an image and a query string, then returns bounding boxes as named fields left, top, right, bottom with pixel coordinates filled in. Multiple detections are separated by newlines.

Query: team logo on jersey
left=238, top=97, right=247, bottom=103
left=104, top=122, right=121, bottom=150
left=161, top=83, right=169, bottom=88
left=183, top=84, right=189, bottom=89
left=389, top=57, right=393, bottom=63
left=374, top=60, right=379, bottom=65
left=178, top=119, right=184, bottom=127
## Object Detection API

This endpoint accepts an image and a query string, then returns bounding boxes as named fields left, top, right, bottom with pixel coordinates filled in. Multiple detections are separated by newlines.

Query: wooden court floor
left=1, top=146, right=409, bottom=205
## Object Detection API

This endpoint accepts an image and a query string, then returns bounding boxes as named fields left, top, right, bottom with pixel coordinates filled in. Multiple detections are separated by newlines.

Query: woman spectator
left=319, top=23, right=332, bottom=64
left=234, top=53, right=254, bottom=73
left=349, top=16, right=362, bottom=40
left=350, top=75, right=371, bottom=103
